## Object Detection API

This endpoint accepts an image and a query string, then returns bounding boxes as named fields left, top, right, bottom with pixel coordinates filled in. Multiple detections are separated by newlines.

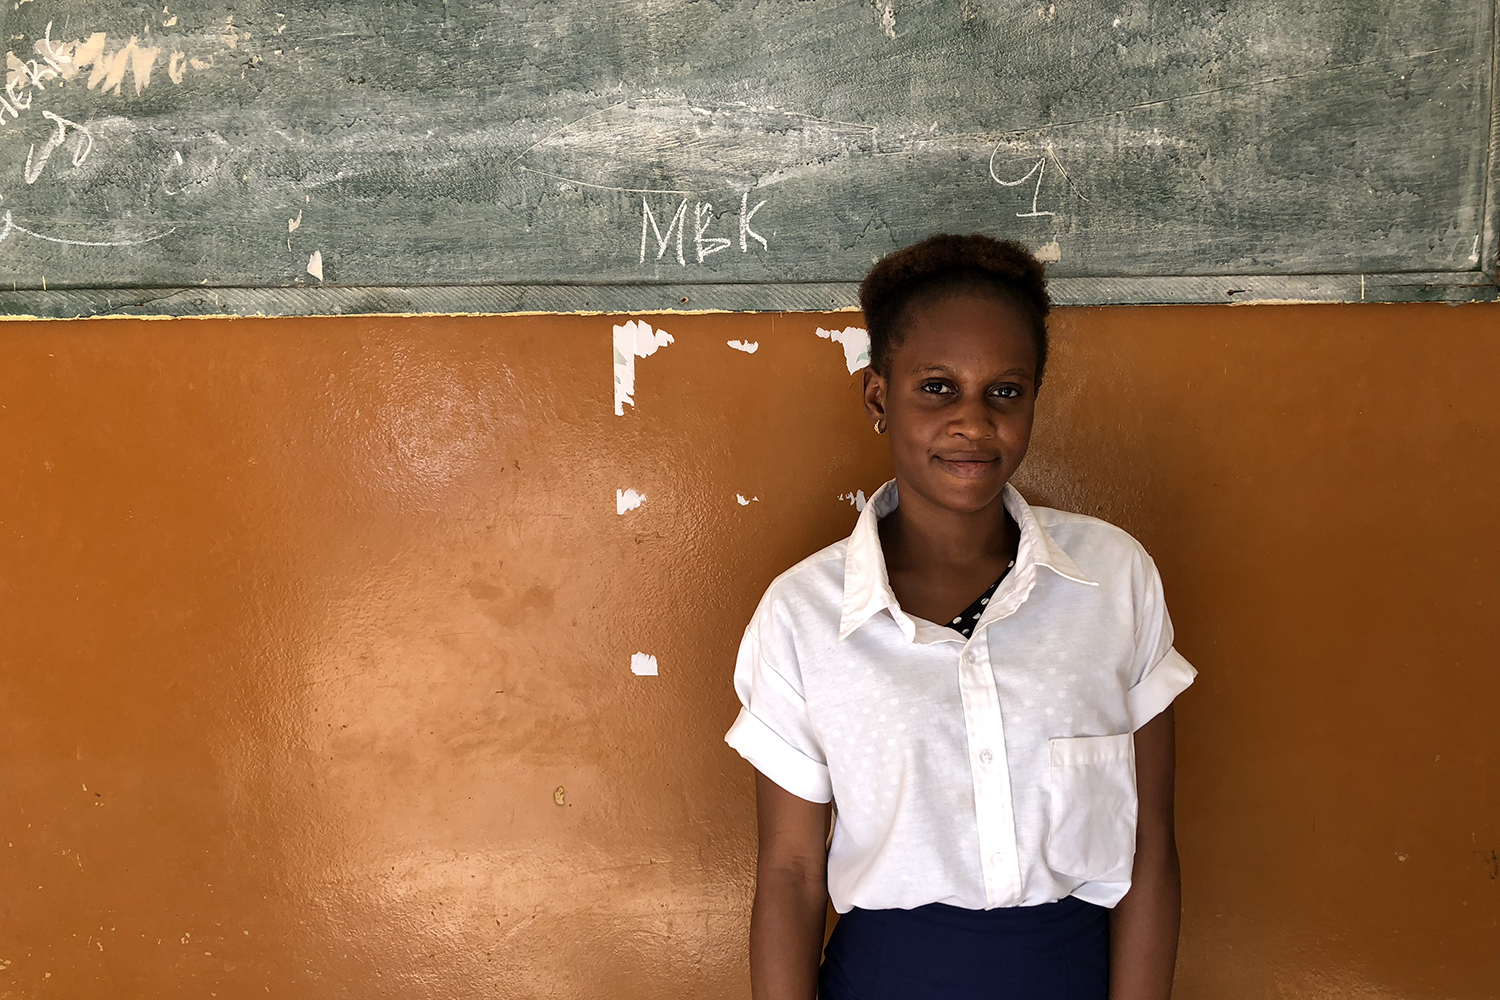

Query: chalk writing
left=0, top=209, right=176, bottom=247
left=989, top=153, right=1056, bottom=218
left=740, top=191, right=767, bottom=252
left=4, top=14, right=245, bottom=189
left=2, top=22, right=106, bottom=189
left=694, top=202, right=730, bottom=262
left=24, top=110, right=92, bottom=184
left=640, top=190, right=767, bottom=266
left=641, top=197, right=688, bottom=265
left=2, top=24, right=60, bottom=119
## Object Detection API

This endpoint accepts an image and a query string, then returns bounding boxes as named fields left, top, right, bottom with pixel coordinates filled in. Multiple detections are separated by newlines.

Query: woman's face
left=862, top=290, right=1039, bottom=515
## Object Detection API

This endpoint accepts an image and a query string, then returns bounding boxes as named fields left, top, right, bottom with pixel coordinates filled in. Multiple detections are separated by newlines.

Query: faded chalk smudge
left=630, top=652, right=659, bottom=676
left=727, top=339, right=759, bottom=353
left=816, top=326, right=870, bottom=374
left=616, top=488, right=646, bottom=515
left=613, top=319, right=674, bottom=415
left=1035, top=240, right=1061, bottom=262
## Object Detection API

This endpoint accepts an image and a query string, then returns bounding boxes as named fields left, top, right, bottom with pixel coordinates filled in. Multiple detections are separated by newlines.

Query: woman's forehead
left=896, top=297, right=1038, bottom=370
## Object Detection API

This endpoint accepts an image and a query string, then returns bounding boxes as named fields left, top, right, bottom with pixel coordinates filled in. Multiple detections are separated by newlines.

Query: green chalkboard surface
left=0, top=0, right=1495, bottom=316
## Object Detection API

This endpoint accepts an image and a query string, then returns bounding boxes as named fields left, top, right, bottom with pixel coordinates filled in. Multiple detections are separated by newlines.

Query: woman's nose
left=948, top=394, right=993, bottom=438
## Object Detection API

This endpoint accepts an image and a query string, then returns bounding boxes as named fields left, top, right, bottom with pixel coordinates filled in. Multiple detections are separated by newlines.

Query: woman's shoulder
left=737, top=538, right=853, bottom=641
left=1027, top=502, right=1158, bottom=577
left=758, top=537, right=850, bottom=607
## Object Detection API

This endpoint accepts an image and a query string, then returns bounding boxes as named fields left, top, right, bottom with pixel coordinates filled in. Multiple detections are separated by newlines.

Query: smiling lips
left=935, top=454, right=1000, bottom=479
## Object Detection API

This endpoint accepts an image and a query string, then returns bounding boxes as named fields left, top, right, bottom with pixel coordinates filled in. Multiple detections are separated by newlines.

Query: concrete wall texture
left=1, top=303, right=1496, bottom=998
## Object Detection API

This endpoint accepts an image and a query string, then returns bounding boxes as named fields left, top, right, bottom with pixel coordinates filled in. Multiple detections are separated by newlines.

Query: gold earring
left=874, top=419, right=886, bottom=434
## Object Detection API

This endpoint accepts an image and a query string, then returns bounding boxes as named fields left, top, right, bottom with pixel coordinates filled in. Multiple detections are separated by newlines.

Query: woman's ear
left=861, top=367, right=888, bottom=432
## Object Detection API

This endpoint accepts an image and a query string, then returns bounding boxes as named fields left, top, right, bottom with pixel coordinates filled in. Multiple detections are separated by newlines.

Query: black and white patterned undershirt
left=946, top=560, right=1017, bottom=639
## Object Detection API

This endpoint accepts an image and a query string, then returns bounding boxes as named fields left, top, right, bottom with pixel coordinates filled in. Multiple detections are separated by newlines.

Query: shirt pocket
left=1044, top=733, right=1138, bottom=882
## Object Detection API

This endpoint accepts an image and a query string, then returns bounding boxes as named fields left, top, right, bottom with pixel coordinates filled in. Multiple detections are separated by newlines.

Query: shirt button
left=990, top=852, right=1004, bottom=867
left=979, top=749, right=994, bottom=764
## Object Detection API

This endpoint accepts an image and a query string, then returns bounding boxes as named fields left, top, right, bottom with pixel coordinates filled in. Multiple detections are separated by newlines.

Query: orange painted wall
left=1, top=303, right=1496, bottom=998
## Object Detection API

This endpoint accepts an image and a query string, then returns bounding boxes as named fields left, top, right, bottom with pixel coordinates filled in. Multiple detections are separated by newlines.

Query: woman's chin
left=912, top=471, right=1009, bottom=513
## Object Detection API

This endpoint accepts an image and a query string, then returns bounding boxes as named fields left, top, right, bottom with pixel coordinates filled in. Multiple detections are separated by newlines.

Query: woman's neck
left=878, top=478, right=1017, bottom=576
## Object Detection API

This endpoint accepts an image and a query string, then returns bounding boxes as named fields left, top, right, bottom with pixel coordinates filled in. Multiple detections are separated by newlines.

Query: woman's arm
left=1108, top=706, right=1182, bottom=1000
left=750, top=770, right=833, bottom=1000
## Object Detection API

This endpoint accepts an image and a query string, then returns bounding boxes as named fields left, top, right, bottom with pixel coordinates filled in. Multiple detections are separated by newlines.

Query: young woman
left=724, top=234, right=1195, bottom=999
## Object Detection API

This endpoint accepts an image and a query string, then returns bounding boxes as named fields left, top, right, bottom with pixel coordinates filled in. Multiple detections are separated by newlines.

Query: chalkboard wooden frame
left=0, top=0, right=1495, bottom=318
left=0, top=271, right=1493, bottom=322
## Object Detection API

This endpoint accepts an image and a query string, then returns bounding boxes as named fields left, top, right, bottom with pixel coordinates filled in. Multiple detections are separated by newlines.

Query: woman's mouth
left=934, top=455, right=999, bottom=479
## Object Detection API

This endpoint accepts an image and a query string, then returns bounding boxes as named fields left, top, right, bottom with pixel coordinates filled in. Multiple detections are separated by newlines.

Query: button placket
left=957, top=639, right=1023, bottom=906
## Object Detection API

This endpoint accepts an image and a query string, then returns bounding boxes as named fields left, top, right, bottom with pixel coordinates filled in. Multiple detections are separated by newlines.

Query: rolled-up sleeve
left=724, top=591, right=832, bottom=803
left=1126, top=552, right=1198, bottom=731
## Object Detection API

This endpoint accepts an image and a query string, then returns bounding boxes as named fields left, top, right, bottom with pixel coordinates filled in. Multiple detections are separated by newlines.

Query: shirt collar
left=838, top=479, right=1097, bottom=642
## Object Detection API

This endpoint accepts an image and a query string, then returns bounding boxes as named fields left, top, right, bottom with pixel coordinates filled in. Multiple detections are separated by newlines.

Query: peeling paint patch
left=727, top=339, right=759, bottom=353
left=816, top=326, right=870, bottom=374
left=1035, top=240, right=1061, bottom=262
left=839, top=489, right=868, bottom=512
left=616, top=488, right=646, bottom=515
left=76, top=36, right=160, bottom=95
left=23, top=21, right=241, bottom=96
left=288, top=209, right=301, bottom=232
left=128, top=38, right=160, bottom=94
left=66, top=33, right=108, bottom=83
left=630, top=652, right=659, bottom=676
left=613, top=319, right=674, bottom=415
left=306, top=250, right=323, bottom=281
left=735, top=493, right=759, bottom=505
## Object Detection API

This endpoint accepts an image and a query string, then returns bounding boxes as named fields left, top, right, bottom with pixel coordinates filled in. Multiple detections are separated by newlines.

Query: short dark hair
left=859, top=234, right=1051, bottom=385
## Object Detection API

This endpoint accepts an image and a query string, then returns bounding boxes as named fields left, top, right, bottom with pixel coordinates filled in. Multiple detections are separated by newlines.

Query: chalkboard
left=0, top=0, right=1495, bottom=317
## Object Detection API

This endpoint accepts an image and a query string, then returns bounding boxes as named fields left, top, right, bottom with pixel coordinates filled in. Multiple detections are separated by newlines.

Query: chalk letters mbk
left=641, top=190, right=767, bottom=266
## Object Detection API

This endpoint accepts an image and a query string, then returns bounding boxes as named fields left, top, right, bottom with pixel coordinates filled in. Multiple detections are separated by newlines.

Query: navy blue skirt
left=819, top=897, right=1109, bottom=1000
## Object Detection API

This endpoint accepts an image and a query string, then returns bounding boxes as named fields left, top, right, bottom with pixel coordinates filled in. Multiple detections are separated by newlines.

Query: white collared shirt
left=725, top=480, right=1196, bottom=912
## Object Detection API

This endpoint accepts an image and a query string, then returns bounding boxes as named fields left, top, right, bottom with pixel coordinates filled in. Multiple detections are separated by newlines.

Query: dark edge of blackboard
left=1482, top=0, right=1500, bottom=282
left=0, top=273, right=1495, bottom=321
